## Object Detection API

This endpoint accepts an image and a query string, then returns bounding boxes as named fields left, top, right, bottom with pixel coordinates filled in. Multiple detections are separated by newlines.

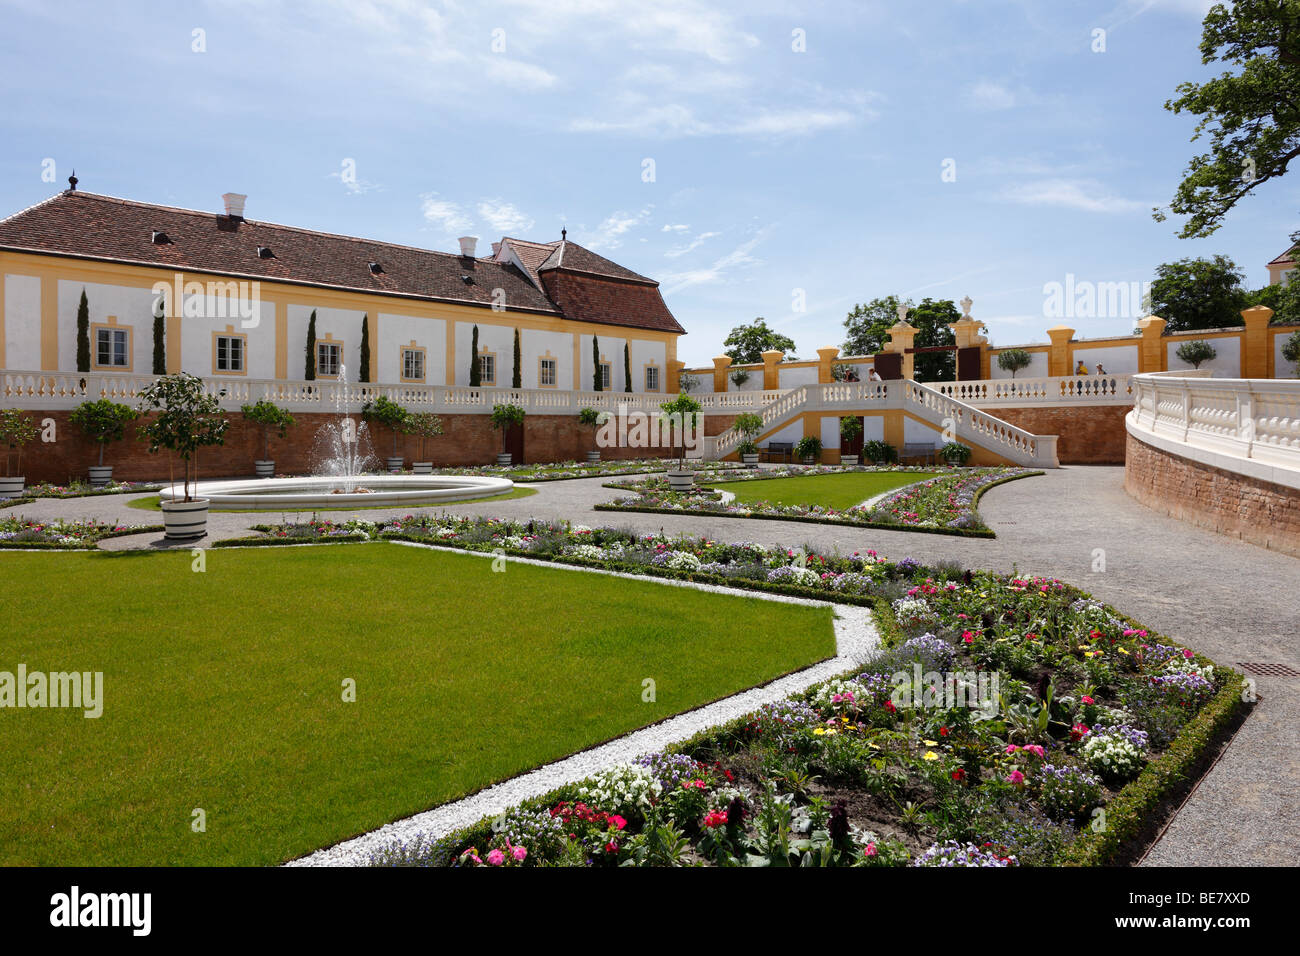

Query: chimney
left=458, top=236, right=478, bottom=258
left=490, top=241, right=502, bottom=257
left=222, top=192, right=247, bottom=219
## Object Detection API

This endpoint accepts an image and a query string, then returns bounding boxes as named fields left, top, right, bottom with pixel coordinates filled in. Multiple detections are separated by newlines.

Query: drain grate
left=1236, top=662, right=1300, bottom=677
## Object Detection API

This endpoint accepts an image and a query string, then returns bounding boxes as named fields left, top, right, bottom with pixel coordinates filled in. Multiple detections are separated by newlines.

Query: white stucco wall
left=629, top=339, right=667, bottom=393
left=57, top=279, right=160, bottom=374
left=4, top=274, right=40, bottom=370
left=288, top=304, right=367, bottom=380
left=1070, top=344, right=1138, bottom=375
left=820, top=415, right=842, bottom=450
left=179, top=296, right=275, bottom=379
left=862, top=414, right=884, bottom=444
left=1274, top=330, right=1298, bottom=378
left=904, top=417, right=944, bottom=447
left=378, top=312, right=446, bottom=385
left=765, top=421, right=804, bottom=445
left=521, top=328, right=572, bottom=389
left=777, top=365, right=819, bottom=389
left=1167, top=336, right=1241, bottom=377
left=728, top=366, right=764, bottom=391
left=989, top=349, right=1049, bottom=380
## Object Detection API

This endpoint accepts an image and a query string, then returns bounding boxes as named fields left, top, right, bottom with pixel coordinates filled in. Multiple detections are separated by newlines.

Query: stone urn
left=666, top=469, right=694, bottom=492
left=254, top=460, right=275, bottom=479
left=161, top=497, right=209, bottom=541
left=88, top=465, right=114, bottom=487
left=496, top=453, right=512, bottom=467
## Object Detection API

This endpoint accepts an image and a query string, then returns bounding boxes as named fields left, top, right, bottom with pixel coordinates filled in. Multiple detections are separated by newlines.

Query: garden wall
left=980, top=404, right=1130, bottom=464
left=1125, top=433, right=1300, bottom=557
left=16, top=410, right=680, bottom=484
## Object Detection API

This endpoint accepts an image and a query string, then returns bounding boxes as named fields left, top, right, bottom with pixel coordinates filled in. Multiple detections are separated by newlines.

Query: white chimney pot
left=458, top=236, right=478, bottom=258
left=222, top=192, right=247, bottom=218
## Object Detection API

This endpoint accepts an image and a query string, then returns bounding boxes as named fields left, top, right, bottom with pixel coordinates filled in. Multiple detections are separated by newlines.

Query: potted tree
left=731, top=412, right=763, bottom=466
left=940, top=441, right=973, bottom=467
left=491, top=403, right=526, bottom=466
left=408, top=412, right=443, bottom=474
left=863, top=439, right=896, bottom=466
left=0, top=409, right=39, bottom=498
left=1175, top=340, right=1217, bottom=370
left=839, top=415, right=863, bottom=466
left=361, top=396, right=411, bottom=472
left=70, top=399, right=137, bottom=486
left=795, top=435, right=822, bottom=466
left=578, top=407, right=604, bottom=462
left=240, top=399, right=295, bottom=478
left=659, top=393, right=702, bottom=490
left=137, top=372, right=229, bottom=540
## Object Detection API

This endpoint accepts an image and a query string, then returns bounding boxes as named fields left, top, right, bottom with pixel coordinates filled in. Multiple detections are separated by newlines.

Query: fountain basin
left=161, top=475, right=514, bottom=511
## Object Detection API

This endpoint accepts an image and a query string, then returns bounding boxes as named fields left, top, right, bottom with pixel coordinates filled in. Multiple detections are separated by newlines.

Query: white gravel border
left=287, top=539, right=881, bottom=866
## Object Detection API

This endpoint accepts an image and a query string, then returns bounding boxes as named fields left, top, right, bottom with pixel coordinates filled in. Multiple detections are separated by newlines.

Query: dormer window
left=151, top=231, right=171, bottom=244
left=368, top=262, right=385, bottom=275
left=257, top=246, right=275, bottom=259
left=461, top=274, right=474, bottom=284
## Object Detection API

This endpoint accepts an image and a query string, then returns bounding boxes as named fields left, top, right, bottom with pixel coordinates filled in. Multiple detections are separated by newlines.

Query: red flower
left=951, top=768, right=966, bottom=782
left=884, top=700, right=897, bottom=713
left=605, top=840, right=619, bottom=854
left=939, top=726, right=950, bottom=737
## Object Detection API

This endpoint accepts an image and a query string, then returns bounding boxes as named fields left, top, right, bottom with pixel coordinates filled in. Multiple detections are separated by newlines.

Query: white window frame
left=318, top=342, right=341, bottom=378
left=402, top=347, right=425, bottom=382
left=96, top=327, right=130, bottom=369
left=215, top=334, right=245, bottom=373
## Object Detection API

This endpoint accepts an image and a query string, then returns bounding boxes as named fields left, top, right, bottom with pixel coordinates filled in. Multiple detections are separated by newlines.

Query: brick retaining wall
left=982, top=404, right=1130, bottom=464
left=1125, top=433, right=1300, bottom=557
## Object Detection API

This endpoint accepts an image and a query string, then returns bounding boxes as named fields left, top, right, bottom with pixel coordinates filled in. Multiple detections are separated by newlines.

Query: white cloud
left=570, top=104, right=863, bottom=138
left=420, top=195, right=472, bottom=232
left=665, top=230, right=720, bottom=258
left=661, top=224, right=690, bottom=232
left=480, top=56, right=558, bottom=90
left=477, top=199, right=535, bottom=233
left=328, top=171, right=381, bottom=195
left=579, top=207, right=653, bottom=251
left=965, top=80, right=1017, bottom=111
left=662, top=229, right=770, bottom=293
left=994, top=179, right=1147, bottom=214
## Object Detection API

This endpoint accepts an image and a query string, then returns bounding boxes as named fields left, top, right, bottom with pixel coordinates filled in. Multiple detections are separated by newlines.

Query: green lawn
left=0, top=543, right=834, bottom=865
left=125, top=485, right=537, bottom=512
left=709, top=472, right=940, bottom=510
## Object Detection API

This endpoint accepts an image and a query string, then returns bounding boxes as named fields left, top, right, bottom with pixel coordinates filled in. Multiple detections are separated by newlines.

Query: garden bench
left=900, top=443, right=938, bottom=466
left=762, top=441, right=794, bottom=463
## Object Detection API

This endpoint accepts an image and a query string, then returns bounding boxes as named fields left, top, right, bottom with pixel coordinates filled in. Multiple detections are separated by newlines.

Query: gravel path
left=9, top=464, right=1297, bottom=865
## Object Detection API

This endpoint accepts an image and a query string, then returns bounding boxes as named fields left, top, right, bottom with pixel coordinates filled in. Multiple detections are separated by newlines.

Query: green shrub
left=240, top=400, right=295, bottom=461
left=997, top=348, right=1032, bottom=378
left=862, top=439, right=896, bottom=464
left=794, top=436, right=822, bottom=462
left=1175, top=339, right=1217, bottom=369
left=70, top=399, right=137, bottom=467
left=0, top=409, right=40, bottom=478
left=940, top=442, right=972, bottom=465
left=361, top=396, right=411, bottom=457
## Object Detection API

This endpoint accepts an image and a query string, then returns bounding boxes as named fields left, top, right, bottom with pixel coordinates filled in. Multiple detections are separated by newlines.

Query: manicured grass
left=709, top=471, right=940, bottom=510
left=0, top=543, right=835, bottom=865
left=125, top=485, right=538, bottom=512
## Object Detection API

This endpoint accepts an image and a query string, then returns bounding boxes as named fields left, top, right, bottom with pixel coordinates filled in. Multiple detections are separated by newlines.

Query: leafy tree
left=1156, top=1, right=1300, bottom=240
left=152, top=296, right=166, bottom=375
left=361, top=395, right=411, bottom=457
left=239, top=400, right=295, bottom=462
left=1281, top=329, right=1300, bottom=375
left=0, top=409, right=40, bottom=478
left=1149, top=256, right=1248, bottom=332
left=136, top=373, right=229, bottom=501
left=723, top=317, right=797, bottom=364
left=469, top=325, right=481, bottom=386
left=512, top=328, right=522, bottom=388
left=76, top=289, right=90, bottom=373
left=305, top=310, right=317, bottom=381
left=842, top=295, right=904, bottom=356
left=1176, top=339, right=1218, bottom=368
left=407, top=412, right=444, bottom=461
left=906, top=298, right=959, bottom=382
left=997, top=348, right=1032, bottom=379
left=70, top=399, right=137, bottom=467
left=1244, top=273, right=1300, bottom=323
left=359, top=314, right=371, bottom=383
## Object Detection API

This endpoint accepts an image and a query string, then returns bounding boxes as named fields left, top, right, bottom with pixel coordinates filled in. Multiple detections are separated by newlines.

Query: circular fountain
left=158, top=363, right=513, bottom=510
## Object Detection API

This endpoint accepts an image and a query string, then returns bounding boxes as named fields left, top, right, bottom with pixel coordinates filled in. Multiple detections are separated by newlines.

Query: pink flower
left=512, top=845, right=527, bottom=862
left=486, top=849, right=505, bottom=866
left=1080, top=695, right=1095, bottom=705
left=864, top=843, right=878, bottom=858
left=1006, top=744, right=1019, bottom=754
left=1183, top=649, right=1194, bottom=659
left=1006, top=770, right=1025, bottom=785
left=608, top=814, right=627, bottom=831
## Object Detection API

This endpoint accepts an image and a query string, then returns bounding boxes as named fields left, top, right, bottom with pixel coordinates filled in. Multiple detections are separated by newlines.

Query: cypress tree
left=359, top=314, right=371, bottom=383
left=76, top=289, right=90, bottom=373
left=624, top=342, right=632, bottom=393
left=305, top=310, right=317, bottom=381
left=152, top=296, right=166, bottom=374
left=469, top=325, right=481, bottom=386
left=512, top=328, right=522, bottom=388
left=592, top=336, right=602, bottom=391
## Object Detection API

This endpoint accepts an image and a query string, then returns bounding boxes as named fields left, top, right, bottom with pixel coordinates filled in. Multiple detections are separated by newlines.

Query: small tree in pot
left=240, top=400, right=295, bottom=478
left=1175, top=339, right=1217, bottom=370
left=997, top=348, right=1032, bottom=379
left=795, top=435, right=822, bottom=466
left=137, top=373, right=229, bottom=540
left=940, top=441, right=973, bottom=467
left=408, top=412, right=443, bottom=473
left=578, top=407, right=605, bottom=462
left=731, top=412, right=763, bottom=466
left=839, top=415, right=863, bottom=466
left=0, top=409, right=40, bottom=497
left=659, top=393, right=702, bottom=490
left=862, top=439, right=897, bottom=466
left=361, top=396, right=411, bottom=472
left=491, top=403, right=526, bottom=466
left=70, top=399, right=137, bottom=486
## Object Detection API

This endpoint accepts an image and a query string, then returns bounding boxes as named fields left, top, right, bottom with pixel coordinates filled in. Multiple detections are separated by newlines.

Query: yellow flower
left=923, top=740, right=939, bottom=747
left=813, top=727, right=826, bottom=735
left=923, top=751, right=939, bottom=761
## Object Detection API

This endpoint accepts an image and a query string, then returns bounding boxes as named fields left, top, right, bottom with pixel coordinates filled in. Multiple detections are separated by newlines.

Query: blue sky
left=1, top=0, right=1294, bottom=365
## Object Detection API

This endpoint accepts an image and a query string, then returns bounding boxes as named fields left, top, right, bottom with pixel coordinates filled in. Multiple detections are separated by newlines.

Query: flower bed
left=353, top=550, right=1243, bottom=867
left=595, top=467, right=1040, bottom=537
left=0, top=480, right=161, bottom=508
left=0, top=515, right=161, bottom=548
left=429, top=458, right=748, bottom=483
left=604, top=463, right=946, bottom=491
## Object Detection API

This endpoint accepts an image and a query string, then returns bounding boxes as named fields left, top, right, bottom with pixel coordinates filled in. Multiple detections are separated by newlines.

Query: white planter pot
left=741, top=453, right=760, bottom=466
left=88, top=465, right=114, bottom=487
left=586, top=450, right=601, bottom=463
left=0, top=475, right=25, bottom=497
left=496, top=453, right=513, bottom=466
left=840, top=455, right=859, bottom=466
left=254, top=460, right=275, bottom=479
left=386, top=457, right=404, bottom=473
left=161, top=498, right=209, bottom=541
left=412, top=462, right=433, bottom=475
left=802, top=456, right=816, bottom=466
left=666, top=469, right=694, bottom=492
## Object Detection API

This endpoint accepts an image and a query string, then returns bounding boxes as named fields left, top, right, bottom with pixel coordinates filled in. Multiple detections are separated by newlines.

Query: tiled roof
left=537, top=239, right=653, bottom=283
left=541, top=270, right=685, bottom=334
left=0, top=191, right=683, bottom=333
left=1268, top=247, right=1297, bottom=266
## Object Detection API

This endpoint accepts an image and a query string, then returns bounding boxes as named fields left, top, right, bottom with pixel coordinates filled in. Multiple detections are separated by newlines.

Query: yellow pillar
left=1137, top=316, right=1167, bottom=373
left=883, top=409, right=905, bottom=450
left=816, top=346, right=840, bottom=383
left=1046, top=325, right=1075, bottom=377
left=667, top=359, right=685, bottom=393
left=274, top=300, right=288, bottom=380
left=761, top=350, right=784, bottom=390
left=367, top=312, right=379, bottom=383
left=1241, top=305, right=1273, bottom=379
left=712, top=355, right=732, bottom=392
left=40, top=275, right=58, bottom=371
left=886, top=321, right=916, bottom=379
